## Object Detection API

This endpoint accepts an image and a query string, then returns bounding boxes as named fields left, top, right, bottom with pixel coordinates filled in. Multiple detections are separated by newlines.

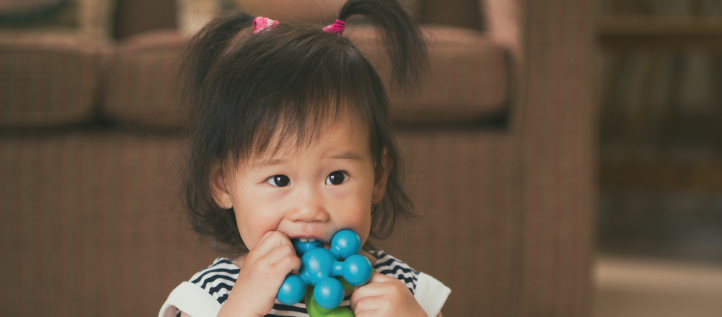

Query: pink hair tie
left=253, top=16, right=279, bottom=33
left=322, top=20, right=345, bottom=36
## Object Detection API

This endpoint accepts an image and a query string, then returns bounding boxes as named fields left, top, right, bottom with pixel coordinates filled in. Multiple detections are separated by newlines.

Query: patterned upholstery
left=102, top=26, right=508, bottom=127
left=0, top=130, right=514, bottom=316
left=381, top=130, right=517, bottom=316
left=0, top=0, right=116, bottom=43
left=0, top=33, right=100, bottom=127
left=0, top=133, right=216, bottom=316
left=112, top=0, right=178, bottom=40
left=386, top=0, right=596, bottom=315
left=421, top=0, right=484, bottom=30
left=513, top=0, right=595, bottom=315
left=367, top=26, right=509, bottom=123
left=103, top=31, right=184, bottom=128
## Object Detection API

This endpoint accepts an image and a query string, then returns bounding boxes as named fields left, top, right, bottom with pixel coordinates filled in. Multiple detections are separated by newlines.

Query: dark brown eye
left=267, top=175, right=290, bottom=187
left=325, top=171, right=347, bottom=185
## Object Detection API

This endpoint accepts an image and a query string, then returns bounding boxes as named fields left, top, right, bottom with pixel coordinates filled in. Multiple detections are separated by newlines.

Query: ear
left=372, top=150, right=390, bottom=204
left=210, top=164, right=233, bottom=209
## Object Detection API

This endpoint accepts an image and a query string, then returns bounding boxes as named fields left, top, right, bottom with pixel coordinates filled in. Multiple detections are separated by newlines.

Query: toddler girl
left=159, top=0, right=450, bottom=316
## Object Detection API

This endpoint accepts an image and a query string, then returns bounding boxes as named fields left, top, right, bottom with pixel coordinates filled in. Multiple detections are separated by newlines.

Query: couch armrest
left=515, top=0, right=596, bottom=316
left=479, top=0, right=596, bottom=315
left=480, top=0, right=521, bottom=58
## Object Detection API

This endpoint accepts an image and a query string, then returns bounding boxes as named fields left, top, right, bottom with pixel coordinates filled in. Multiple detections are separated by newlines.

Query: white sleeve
left=414, top=272, right=451, bottom=317
left=159, top=282, right=223, bottom=317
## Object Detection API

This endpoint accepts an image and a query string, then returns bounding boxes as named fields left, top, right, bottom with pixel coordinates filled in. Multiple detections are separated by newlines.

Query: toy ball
left=276, top=230, right=372, bottom=310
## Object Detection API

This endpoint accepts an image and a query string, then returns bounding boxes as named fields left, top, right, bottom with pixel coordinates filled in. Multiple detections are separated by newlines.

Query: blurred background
left=1, top=0, right=721, bottom=316
left=596, top=0, right=722, bottom=316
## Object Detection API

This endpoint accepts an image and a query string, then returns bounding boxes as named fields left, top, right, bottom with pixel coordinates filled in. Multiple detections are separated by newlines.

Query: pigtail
left=180, top=12, right=254, bottom=113
left=338, top=0, right=428, bottom=90
left=179, top=12, right=256, bottom=255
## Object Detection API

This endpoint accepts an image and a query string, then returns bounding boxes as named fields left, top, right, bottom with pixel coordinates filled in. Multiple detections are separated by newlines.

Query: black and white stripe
left=189, top=258, right=240, bottom=305
left=369, top=250, right=419, bottom=295
left=187, top=251, right=418, bottom=316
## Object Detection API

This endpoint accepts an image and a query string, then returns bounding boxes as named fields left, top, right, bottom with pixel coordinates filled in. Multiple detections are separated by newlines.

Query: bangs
left=198, top=23, right=388, bottom=168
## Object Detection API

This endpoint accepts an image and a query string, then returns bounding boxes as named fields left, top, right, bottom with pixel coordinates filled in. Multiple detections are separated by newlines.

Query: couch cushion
left=378, top=130, right=517, bottom=316
left=103, top=26, right=509, bottom=128
left=103, top=31, right=184, bottom=128
left=0, top=132, right=216, bottom=316
left=113, top=0, right=177, bottom=40
left=174, top=0, right=421, bottom=36
left=0, top=33, right=101, bottom=127
left=0, top=0, right=115, bottom=43
left=350, top=26, right=509, bottom=123
left=420, top=0, right=483, bottom=30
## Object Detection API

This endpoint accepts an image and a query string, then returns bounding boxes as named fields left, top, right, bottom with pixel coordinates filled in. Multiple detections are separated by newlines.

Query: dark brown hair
left=179, top=0, right=428, bottom=255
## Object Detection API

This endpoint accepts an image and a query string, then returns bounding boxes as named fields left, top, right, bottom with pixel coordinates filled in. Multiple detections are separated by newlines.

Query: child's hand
left=350, top=272, right=427, bottom=317
left=217, top=231, right=300, bottom=317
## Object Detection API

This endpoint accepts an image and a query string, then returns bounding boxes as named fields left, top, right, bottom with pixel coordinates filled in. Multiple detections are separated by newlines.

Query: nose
left=286, top=186, right=330, bottom=223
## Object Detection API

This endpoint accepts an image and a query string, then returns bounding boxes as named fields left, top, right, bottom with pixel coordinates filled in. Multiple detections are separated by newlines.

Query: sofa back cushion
left=0, top=33, right=101, bottom=127
left=0, top=0, right=115, bottom=43
left=420, top=0, right=483, bottom=30
left=103, top=31, right=185, bottom=128
left=112, top=0, right=178, bottom=40
left=102, top=26, right=509, bottom=129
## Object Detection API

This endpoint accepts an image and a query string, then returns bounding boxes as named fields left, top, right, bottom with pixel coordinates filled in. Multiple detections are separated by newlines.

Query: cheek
left=355, top=211, right=372, bottom=245
left=334, top=183, right=374, bottom=244
left=359, top=172, right=377, bottom=238
left=232, top=196, right=283, bottom=250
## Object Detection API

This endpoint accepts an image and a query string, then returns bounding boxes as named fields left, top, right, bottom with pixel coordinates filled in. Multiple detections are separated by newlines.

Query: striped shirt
left=179, top=250, right=418, bottom=316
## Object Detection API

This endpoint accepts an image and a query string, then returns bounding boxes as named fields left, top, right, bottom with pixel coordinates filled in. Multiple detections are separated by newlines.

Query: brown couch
left=0, top=0, right=595, bottom=316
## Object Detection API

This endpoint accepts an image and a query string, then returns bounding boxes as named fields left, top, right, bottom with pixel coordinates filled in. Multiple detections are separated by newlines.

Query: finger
left=253, top=247, right=300, bottom=285
left=368, top=272, right=394, bottom=283
left=356, top=273, right=393, bottom=291
left=353, top=295, right=380, bottom=316
left=351, top=276, right=392, bottom=306
left=273, top=252, right=302, bottom=275
left=252, top=231, right=293, bottom=254
left=258, top=231, right=274, bottom=244
left=261, top=243, right=297, bottom=266
left=351, top=282, right=386, bottom=303
left=249, top=231, right=275, bottom=254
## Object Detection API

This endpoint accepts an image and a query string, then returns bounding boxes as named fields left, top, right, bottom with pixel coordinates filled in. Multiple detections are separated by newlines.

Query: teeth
left=308, top=238, right=316, bottom=242
left=299, top=238, right=308, bottom=242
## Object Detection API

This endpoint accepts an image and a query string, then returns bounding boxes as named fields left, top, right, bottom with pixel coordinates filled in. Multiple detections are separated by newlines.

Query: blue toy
left=277, top=230, right=373, bottom=312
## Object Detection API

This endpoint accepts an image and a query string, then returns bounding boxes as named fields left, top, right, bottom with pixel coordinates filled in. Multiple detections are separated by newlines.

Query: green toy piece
left=305, top=270, right=376, bottom=317
left=306, top=286, right=355, bottom=317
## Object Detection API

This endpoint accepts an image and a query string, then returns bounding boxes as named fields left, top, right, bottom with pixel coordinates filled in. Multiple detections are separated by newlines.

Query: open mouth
left=297, top=237, right=331, bottom=249
left=291, top=236, right=332, bottom=252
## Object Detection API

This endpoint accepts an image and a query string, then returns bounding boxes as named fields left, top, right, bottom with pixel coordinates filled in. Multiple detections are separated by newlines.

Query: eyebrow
left=249, top=151, right=364, bottom=169
left=327, top=151, right=364, bottom=161
left=250, top=158, right=288, bottom=169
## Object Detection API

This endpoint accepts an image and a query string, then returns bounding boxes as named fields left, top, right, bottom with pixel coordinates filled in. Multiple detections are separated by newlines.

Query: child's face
left=211, top=114, right=387, bottom=251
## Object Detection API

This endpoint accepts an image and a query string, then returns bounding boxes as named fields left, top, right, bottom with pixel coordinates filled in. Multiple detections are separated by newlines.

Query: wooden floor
left=594, top=256, right=722, bottom=317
